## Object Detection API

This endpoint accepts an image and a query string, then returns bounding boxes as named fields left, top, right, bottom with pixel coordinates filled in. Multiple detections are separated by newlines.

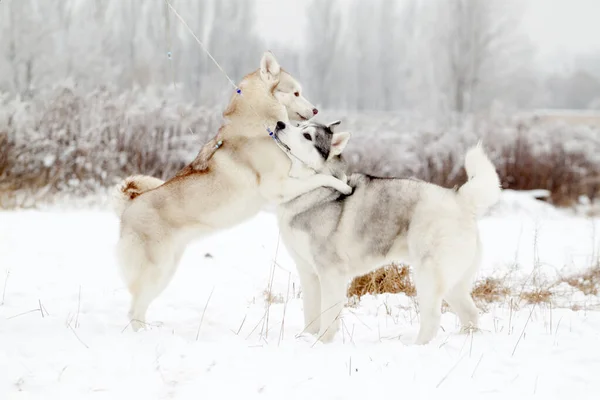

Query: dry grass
left=346, top=264, right=415, bottom=299
left=263, top=289, right=285, bottom=305
left=520, top=288, right=554, bottom=305
left=0, top=86, right=222, bottom=208
left=344, top=118, right=600, bottom=208
left=560, top=267, right=600, bottom=296
left=495, top=125, right=600, bottom=206
left=0, top=132, right=13, bottom=177
left=347, top=263, right=600, bottom=310
left=471, top=277, right=511, bottom=306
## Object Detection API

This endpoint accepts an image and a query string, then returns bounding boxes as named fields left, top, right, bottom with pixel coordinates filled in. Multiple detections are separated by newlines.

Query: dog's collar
left=271, top=131, right=291, bottom=153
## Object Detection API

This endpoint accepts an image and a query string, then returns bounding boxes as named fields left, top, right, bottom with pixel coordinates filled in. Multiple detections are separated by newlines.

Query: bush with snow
left=1, top=85, right=599, bottom=207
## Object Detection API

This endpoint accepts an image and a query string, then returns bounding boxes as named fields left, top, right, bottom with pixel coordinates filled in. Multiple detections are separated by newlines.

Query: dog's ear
left=331, top=132, right=351, bottom=156
left=327, top=120, right=342, bottom=131
left=260, top=51, right=281, bottom=84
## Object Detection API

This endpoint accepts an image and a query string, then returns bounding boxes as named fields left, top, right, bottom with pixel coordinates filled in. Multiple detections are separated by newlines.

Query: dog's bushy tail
left=111, top=175, right=165, bottom=217
left=457, top=142, right=501, bottom=217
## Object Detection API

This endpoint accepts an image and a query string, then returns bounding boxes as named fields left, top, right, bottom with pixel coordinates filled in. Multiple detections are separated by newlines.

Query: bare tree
left=0, top=0, right=585, bottom=115
left=304, top=0, right=343, bottom=108
left=430, top=0, right=531, bottom=114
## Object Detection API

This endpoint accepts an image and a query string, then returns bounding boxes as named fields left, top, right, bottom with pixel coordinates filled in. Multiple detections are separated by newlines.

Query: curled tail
left=458, top=142, right=501, bottom=217
left=111, top=174, right=165, bottom=217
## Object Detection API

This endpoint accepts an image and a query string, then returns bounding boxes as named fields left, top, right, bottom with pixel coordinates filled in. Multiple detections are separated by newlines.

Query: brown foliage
left=347, top=264, right=416, bottom=300
left=347, top=263, right=600, bottom=311
left=561, top=267, right=600, bottom=296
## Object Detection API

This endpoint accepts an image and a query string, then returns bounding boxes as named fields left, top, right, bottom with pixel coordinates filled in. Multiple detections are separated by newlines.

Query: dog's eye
left=303, top=133, right=312, bottom=141
left=294, top=92, right=300, bottom=97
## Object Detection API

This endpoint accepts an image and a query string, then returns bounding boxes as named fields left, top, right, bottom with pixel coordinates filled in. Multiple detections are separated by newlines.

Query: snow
left=1, top=191, right=600, bottom=399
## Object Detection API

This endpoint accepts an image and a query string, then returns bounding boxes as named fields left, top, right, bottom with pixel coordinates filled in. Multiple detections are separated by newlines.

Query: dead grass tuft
left=349, top=267, right=512, bottom=308
left=471, top=277, right=511, bottom=305
left=560, top=267, right=600, bottom=296
left=346, top=263, right=600, bottom=311
left=347, top=264, right=415, bottom=299
left=520, top=288, right=554, bottom=305
left=263, top=290, right=285, bottom=305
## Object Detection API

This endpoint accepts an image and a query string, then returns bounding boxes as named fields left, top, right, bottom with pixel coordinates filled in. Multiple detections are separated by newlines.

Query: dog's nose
left=276, top=121, right=286, bottom=130
left=312, top=108, right=319, bottom=115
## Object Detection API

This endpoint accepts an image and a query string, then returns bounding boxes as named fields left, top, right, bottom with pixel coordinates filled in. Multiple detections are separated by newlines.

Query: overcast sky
left=256, top=0, right=600, bottom=73
left=524, top=0, right=600, bottom=64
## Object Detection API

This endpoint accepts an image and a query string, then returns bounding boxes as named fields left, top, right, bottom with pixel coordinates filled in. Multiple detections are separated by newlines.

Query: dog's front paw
left=339, top=183, right=353, bottom=195
left=399, top=332, right=419, bottom=345
left=400, top=329, right=435, bottom=345
left=316, top=327, right=338, bottom=343
left=130, top=319, right=146, bottom=332
left=295, top=331, right=317, bottom=344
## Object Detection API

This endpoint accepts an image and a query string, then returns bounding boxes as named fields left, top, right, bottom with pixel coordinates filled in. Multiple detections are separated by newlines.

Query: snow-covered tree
left=426, top=0, right=534, bottom=114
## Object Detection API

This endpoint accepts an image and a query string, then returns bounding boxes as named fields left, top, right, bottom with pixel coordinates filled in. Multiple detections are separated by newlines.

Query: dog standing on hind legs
left=273, top=120, right=502, bottom=345
left=112, top=52, right=351, bottom=331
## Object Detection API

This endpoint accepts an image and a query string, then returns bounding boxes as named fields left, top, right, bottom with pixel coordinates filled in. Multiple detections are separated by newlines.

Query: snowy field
left=1, top=191, right=600, bottom=399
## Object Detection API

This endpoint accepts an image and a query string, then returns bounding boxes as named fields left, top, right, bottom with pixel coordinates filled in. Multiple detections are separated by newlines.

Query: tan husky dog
left=112, top=52, right=352, bottom=331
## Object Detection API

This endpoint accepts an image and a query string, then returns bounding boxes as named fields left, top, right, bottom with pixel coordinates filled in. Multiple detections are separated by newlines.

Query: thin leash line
left=164, top=0, right=176, bottom=90
left=164, top=1, right=194, bottom=136
left=163, top=0, right=237, bottom=91
left=163, top=0, right=306, bottom=165
left=163, top=0, right=271, bottom=138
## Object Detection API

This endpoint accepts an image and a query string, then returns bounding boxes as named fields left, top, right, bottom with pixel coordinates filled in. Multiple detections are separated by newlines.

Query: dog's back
left=279, top=173, right=424, bottom=273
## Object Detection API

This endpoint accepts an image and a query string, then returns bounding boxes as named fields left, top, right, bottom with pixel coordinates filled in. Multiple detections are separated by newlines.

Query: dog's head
left=259, top=51, right=318, bottom=123
left=273, top=119, right=351, bottom=173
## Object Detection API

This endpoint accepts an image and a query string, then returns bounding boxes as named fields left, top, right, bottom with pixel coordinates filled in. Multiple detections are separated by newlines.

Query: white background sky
left=256, top=0, right=600, bottom=73
left=524, top=0, right=600, bottom=66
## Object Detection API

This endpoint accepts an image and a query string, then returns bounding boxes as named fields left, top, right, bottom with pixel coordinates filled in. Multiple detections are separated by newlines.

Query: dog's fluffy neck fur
left=222, top=70, right=288, bottom=138
left=322, top=155, right=349, bottom=182
left=178, top=69, right=291, bottom=175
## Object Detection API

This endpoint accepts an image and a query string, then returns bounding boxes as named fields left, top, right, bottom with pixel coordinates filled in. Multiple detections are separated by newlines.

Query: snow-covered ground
left=1, top=191, right=600, bottom=399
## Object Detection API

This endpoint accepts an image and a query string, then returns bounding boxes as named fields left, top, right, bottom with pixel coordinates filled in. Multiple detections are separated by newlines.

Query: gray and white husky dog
left=273, top=120, right=501, bottom=345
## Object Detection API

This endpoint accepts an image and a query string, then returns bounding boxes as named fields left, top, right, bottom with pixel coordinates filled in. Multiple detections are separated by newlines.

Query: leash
left=163, top=0, right=313, bottom=169
left=163, top=1, right=194, bottom=136
left=165, top=0, right=274, bottom=141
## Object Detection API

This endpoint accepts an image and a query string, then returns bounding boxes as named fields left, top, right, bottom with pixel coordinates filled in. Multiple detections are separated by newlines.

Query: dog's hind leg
left=122, top=240, right=184, bottom=331
left=444, top=281, right=479, bottom=332
left=444, top=252, right=481, bottom=332
left=413, top=260, right=444, bottom=345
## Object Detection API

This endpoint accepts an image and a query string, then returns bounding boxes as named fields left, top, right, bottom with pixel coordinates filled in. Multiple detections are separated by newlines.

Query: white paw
left=301, top=323, right=320, bottom=336
left=295, top=332, right=317, bottom=344
left=340, top=184, right=353, bottom=195
left=128, top=319, right=163, bottom=332
left=399, top=332, right=417, bottom=345
left=413, top=336, right=433, bottom=346
left=400, top=330, right=433, bottom=345
left=316, top=327, right=338, bottom=343
left=130, top=319, right=146, bottom=332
